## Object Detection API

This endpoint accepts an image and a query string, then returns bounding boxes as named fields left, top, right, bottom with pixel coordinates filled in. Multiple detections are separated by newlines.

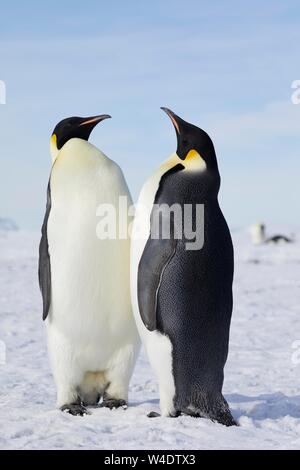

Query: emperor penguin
left=131, top=108, right=237, bottom=426
left=39, top=115, right=140, bottom=416
left=250, top=223, right=292, bottom=245
left=250, top=223, right=266, bottom=245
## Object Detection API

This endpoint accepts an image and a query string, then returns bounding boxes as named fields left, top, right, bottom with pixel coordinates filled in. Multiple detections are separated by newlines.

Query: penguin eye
left=182, top=138, right=188, bottom=146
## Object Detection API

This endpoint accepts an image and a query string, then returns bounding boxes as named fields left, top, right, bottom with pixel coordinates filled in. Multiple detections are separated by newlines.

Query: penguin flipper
left=138, top=235, right=177, bottom=331
left=38, top=180, right=52, bottom=321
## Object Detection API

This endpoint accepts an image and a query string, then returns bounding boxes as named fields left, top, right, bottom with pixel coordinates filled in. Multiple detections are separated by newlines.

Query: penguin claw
left=61, top=404, right=90, bottom=416
left=101, top=398, right=128, bottom=410
left=147, top=411, right=161, bottom=418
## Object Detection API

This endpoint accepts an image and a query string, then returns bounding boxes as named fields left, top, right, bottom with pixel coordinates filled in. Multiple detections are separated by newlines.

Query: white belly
left=47, top=139, right=137, bottom=371
left=130, top=156, right=177, bottom=415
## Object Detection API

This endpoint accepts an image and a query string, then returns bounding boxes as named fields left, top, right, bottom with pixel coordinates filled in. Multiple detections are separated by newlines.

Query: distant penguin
left=131, top=108, right=237, bottom=426
left=250, top=223, right=292, bottom=245
left=265, top=235, right=292, bottom=244
left=250, top=223, right=266, bottom=245
left=39, top=115, right=140, bottom=415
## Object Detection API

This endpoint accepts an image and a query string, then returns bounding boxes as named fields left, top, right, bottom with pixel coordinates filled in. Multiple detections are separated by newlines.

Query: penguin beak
left=161, top=107, right=181, bottom=135
left=79, top=115, right=111, bottom=127
left=161, top=107, right=190, bottom=160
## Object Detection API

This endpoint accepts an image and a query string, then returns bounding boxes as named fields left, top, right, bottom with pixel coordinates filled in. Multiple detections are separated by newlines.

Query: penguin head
left=50, top=114, right=111, bottom=162
left=161, top=107, right=219, bottom=174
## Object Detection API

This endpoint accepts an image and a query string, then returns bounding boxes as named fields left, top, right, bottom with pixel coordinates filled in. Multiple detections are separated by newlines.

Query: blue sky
left=0, top=0, right=299, bottom=229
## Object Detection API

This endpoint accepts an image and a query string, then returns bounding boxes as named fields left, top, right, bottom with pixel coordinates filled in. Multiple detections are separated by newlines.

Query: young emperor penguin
left=39, top=115, right=140, bottom=416
left=131, top=108, right=237, bottom=426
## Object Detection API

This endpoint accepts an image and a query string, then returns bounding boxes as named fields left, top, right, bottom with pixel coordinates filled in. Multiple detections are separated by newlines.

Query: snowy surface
left=0, top=228, right=300, bottom=450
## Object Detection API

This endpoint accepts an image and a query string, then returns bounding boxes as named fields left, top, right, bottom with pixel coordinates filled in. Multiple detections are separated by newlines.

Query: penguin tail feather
left=182, top=392, right=238, bottom=427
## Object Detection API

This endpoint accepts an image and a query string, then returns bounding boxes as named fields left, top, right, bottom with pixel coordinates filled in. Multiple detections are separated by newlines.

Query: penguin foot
left=147, top=411, right=161, bottom=418
left=147, top=411, right=180, bottom=418
left=61, top=403, right=90, bottom=416
left=101, top=397, right=128, bottom=410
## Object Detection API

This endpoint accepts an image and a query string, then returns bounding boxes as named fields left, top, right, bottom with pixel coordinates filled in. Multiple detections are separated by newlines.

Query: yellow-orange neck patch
left=50, top=133, right=59, bottom=163
left=184, top=149, right=206, bottom=172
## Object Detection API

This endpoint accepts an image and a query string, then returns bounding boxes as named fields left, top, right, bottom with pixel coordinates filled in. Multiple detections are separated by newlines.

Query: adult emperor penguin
left=39, top=115, right=140, bottom=416
left=131, top=108, right=237, bottom=426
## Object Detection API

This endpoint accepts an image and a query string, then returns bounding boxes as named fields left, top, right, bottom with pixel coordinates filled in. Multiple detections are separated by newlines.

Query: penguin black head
left=161, top=107, right=219, bottom=172
left=50, top=114, right=111, bottom=161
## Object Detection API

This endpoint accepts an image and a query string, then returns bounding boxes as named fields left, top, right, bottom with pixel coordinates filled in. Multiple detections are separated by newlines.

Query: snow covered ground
left=0, top=227, right=300, bottom=450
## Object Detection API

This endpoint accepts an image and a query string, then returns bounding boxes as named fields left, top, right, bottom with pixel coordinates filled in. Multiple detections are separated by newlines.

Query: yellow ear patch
left=156, top=151, right=206, bottom=179
left=50, top=134, right=59, bottom=163
left=184, top=149, right=206, bottom=172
